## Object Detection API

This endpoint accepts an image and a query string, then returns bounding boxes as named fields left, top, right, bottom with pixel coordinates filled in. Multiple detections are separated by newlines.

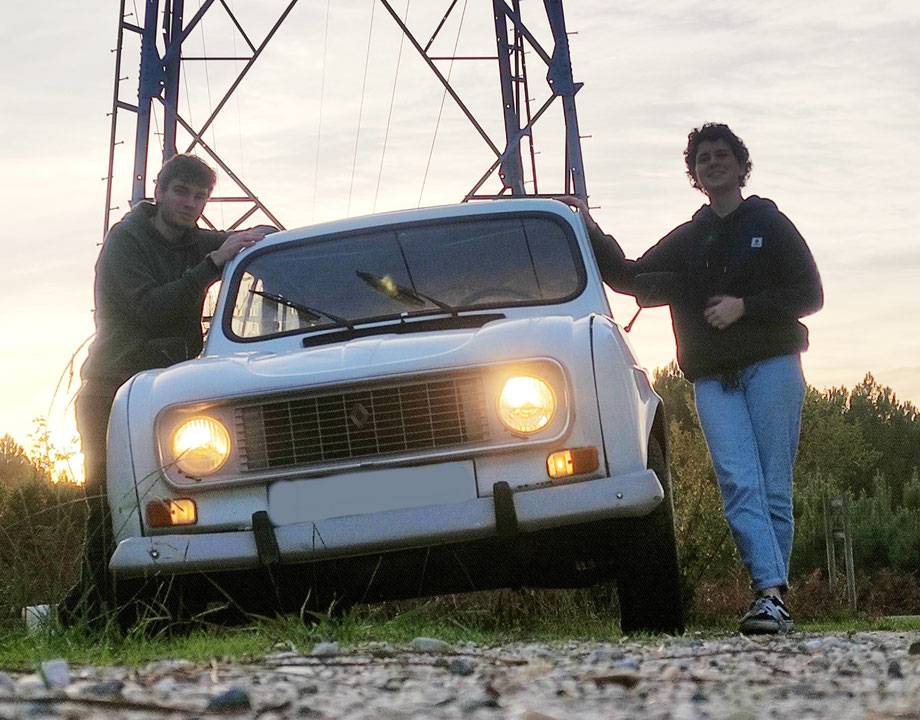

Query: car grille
left=235, top=371, right=489, bottom=471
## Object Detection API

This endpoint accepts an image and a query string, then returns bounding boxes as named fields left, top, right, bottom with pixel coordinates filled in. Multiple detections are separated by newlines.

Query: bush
left=850, top=474, right=920, bottom=575
left=0, top=477, right=85, bottom=617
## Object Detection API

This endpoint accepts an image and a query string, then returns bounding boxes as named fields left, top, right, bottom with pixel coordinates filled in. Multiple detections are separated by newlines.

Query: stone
left=592, top=672, right=640, bottom=689
left=206, top=686, right=251, bottom=711
left=39, top=660, right=69, bottom=690
left=142, top=659, right=194, bottom=675
left=409, top=637, right=449, bottom=652
left=65, top=679, right=125, bottom=698
left=151, top=677, right=178, bottom=695
left=660, top=664, right=681, bottom=681
left=460, top=693, right=499, bottom=712
left=16, top=675, right=46, bottom=695
left=380, top=676, right=405, bottom=692
left=0, top=672, right=15, bottom=694
left=520, top=711, right=561, bottom=720
left=365, top=642, right=397, bottom=657
left=447, top=658, right=475, bottom=676
left=887, top=660, right=904, bottom=679
left=310, top=641, right=340, bottom=656
left=691, top=688, right=708, bottom=702
left=587, top=648, right=616, bottom=664
left=612, top=657, right=641, bottom=671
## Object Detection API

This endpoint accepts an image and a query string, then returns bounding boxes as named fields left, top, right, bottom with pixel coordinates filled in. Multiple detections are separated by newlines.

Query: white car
left=106, top=198, right=683, bottom=633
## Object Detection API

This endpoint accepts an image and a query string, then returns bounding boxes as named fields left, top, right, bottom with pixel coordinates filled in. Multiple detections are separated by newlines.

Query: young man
left=68, top=154, right=270, bottom=621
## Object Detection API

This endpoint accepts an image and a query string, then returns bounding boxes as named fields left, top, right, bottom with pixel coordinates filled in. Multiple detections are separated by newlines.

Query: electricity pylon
left=103, top=0, right=588, bottom=235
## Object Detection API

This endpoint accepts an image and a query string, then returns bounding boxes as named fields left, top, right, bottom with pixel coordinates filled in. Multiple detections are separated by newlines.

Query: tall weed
left=0, top=478, right=84, bottom=616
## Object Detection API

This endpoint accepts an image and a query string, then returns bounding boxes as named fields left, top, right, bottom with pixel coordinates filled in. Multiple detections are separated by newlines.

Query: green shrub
left=0, top=477, right=84, bottom=617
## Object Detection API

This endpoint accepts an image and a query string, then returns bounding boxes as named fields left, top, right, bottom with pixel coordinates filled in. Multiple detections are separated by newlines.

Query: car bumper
left=109, top=469, right=662, bottom=578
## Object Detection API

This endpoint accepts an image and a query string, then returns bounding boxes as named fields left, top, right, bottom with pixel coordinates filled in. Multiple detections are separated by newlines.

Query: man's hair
left=154, top=153, right=217, bottom=194
left=684, top=123, right=753, bottom=190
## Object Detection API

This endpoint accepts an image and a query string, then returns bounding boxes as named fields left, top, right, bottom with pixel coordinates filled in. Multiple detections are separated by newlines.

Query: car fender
left=106, top=376, right=143, bottom=544
left=590, top=314, right=661, bottom=476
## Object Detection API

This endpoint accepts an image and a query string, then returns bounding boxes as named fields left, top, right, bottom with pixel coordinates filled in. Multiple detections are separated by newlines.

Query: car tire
left=616, top=435, right=685, bottom=634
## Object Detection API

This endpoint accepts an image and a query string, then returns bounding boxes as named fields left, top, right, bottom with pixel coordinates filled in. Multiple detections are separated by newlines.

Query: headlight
left=171, top=417, right=231, bottom=477
left=497, top=376, right=556, bottom=433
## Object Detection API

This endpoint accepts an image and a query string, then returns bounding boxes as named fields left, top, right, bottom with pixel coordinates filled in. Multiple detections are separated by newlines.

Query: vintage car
left=106, top=198, right=683, bottom=633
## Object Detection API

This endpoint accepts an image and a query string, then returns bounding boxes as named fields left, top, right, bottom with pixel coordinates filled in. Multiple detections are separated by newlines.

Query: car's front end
left=105, top=199, right=681, bottom=630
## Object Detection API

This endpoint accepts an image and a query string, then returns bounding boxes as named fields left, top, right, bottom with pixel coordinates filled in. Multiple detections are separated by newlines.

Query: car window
left=227, top=213, right=584, bottom=341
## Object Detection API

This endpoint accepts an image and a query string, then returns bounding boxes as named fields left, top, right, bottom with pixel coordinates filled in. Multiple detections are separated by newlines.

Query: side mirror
left=634, top=272, right=683, bottom=307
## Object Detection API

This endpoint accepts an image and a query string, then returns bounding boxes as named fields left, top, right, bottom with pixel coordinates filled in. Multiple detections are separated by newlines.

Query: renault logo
left=348, top=403, right=371, bottom=429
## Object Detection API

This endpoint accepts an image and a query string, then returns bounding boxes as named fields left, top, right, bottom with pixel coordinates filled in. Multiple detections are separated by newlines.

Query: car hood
left=136, top=315, right=593, bottom=408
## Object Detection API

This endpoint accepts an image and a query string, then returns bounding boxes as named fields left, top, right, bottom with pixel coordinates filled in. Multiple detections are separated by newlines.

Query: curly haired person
left=562, top=123, right=823, bottom=633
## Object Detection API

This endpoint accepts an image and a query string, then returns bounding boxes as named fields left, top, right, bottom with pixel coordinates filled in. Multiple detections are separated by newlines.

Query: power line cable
left=197, top=0, right=224, bottom=226
left=418, top=0, right=468, bottom=207
left=374, top=0, right=411, bottom=213
left=229, top=0, right=246, bottom=183
left=311, top=0, right=332, bottom=222
left=347, top=0, right=377, bottom=217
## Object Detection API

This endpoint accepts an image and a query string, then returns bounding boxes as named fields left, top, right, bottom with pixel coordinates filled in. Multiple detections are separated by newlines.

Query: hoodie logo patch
left=751, top=237, right=763, bottom=248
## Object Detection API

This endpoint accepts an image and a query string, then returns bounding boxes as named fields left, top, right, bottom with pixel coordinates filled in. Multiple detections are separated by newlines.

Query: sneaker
left=739, top=595, right=794, bottom=635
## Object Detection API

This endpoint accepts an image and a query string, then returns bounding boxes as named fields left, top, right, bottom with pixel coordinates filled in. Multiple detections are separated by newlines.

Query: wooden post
left=841, top=494, right=857, bottom=612
left=823, top=491, right=857, bottom=612
left=823, top=492, right=837, bottom=592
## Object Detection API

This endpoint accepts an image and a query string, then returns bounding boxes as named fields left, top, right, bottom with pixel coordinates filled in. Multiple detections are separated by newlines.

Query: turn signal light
left=547, top=447, right=599, bottom=481
left=146, top=499, right=197, bottom=527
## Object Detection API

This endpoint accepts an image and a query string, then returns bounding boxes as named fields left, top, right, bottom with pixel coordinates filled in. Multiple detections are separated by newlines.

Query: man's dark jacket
left=80, top=202, right=228, bottom=395
left=589, top=196, right=823, bottom=381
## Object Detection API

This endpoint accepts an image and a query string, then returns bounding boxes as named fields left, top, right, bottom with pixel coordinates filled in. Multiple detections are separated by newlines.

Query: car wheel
left=616, top=435, right=685, bottom=634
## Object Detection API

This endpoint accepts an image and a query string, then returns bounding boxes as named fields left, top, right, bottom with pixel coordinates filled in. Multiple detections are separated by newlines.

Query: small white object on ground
left=22, top=604, right=52, bottom=631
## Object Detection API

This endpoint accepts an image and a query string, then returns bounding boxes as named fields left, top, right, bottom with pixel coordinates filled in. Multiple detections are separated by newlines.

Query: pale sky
left=1, top=0, right=918, bottom=467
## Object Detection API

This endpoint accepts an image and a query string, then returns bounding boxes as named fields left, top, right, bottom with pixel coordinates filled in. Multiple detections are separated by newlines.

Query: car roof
left=254, top=198, right=576, bottom=249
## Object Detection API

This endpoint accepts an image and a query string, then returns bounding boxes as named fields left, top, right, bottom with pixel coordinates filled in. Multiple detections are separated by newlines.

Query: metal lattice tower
left=104, top=0, right=588, bottom=235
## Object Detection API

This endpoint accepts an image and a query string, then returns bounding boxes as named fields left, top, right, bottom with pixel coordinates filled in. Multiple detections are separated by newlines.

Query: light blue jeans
left=693, top=354, right=806, bottom=593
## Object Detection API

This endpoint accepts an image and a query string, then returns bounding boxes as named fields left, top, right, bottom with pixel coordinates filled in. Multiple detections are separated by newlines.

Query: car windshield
left=226, top=213, right=584, bottom=341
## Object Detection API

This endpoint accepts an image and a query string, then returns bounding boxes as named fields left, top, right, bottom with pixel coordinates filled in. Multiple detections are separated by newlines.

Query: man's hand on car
left=209, top=228, right=273, bottom=269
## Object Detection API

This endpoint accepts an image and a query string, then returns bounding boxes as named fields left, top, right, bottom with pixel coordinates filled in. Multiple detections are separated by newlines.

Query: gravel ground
left=2, top=631, right=919, bottom=719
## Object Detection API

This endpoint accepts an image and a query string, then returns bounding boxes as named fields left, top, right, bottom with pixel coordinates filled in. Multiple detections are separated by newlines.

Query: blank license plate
left=267, top=461, right=477, bottom=526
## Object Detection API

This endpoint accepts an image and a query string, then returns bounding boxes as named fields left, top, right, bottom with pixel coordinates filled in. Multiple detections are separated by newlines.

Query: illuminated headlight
left=497, top=376, right=556, bottom=433
left=171, top=417, right=231, bottom=477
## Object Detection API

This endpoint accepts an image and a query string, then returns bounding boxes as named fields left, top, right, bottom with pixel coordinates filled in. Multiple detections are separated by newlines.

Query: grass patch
left=3, top=587, right=919, bottom=671
left=0, top=587, right=628, bottom=668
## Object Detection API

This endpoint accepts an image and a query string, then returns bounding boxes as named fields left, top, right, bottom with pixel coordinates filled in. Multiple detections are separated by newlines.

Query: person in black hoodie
left=562, top=123, right=822, bottom=634
left=68, top=154, right=270, bottom=623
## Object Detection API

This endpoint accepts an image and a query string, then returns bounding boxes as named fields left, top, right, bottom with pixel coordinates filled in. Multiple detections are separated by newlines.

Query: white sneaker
left=739, top=595, right=794, bottom=635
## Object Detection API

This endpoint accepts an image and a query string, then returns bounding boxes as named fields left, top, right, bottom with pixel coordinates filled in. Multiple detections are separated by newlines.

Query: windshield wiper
left=249, top=289, right=353, bottom=330
left=356, top=271, right=457, bottom=316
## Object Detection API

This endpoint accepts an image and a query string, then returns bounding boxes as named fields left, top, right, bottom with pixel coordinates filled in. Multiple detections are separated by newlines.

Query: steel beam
left=106, top=0, right=295, bottom=234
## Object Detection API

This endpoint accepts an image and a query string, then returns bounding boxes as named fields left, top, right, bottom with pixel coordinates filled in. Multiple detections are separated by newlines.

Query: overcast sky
left=1, top=0, right=918, bottom=464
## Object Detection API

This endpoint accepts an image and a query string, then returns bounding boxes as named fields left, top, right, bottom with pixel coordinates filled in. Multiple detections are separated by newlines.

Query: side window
left=201, top=281, right=221, bottom=340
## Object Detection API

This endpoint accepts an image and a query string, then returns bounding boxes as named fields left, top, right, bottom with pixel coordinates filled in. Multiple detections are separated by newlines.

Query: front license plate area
left=267, top=461, right=477, bottom=526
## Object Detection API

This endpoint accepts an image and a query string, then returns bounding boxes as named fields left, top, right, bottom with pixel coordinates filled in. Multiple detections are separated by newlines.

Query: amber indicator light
left=146, top=499, right=198, bottom=527
left=546, top=447, right=599, bottom=480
